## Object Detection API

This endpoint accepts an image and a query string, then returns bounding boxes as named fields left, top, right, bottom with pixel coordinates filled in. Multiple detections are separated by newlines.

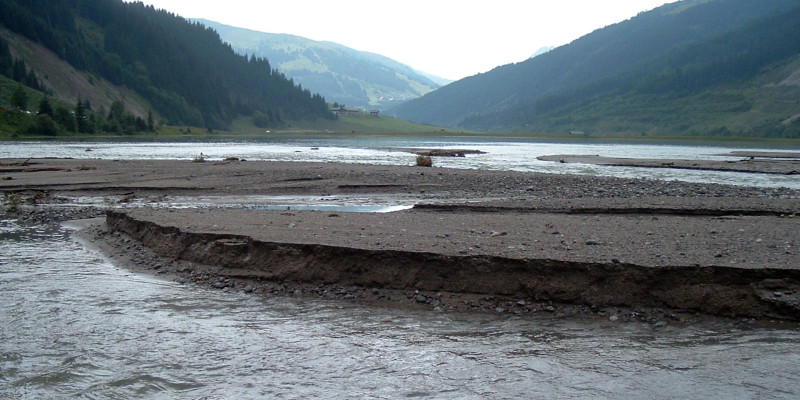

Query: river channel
left=2, top=217, right=800, bottom=399
left=2, top=137, right=799, bottom=188
left=2, top=137, right=800, bottom=398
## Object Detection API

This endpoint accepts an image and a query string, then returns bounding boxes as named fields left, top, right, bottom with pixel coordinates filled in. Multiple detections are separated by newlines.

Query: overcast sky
left=132, top=0, right=674, bottom=81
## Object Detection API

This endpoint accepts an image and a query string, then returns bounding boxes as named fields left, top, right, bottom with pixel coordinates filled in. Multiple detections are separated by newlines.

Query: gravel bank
left=3, top=158, right=800, bottom=320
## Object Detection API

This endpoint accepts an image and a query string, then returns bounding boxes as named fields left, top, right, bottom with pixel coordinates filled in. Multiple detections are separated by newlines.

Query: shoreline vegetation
left=2, top=158, right=799, bottom=324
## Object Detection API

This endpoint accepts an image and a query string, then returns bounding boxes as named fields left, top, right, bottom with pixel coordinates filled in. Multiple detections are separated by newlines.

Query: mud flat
left=538, top=154, right=800, bottom=175
left=2, top=158, right=800, bottom=320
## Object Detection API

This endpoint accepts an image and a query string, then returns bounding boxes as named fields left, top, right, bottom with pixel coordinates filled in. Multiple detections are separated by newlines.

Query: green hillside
left=465, top=3, right=800, bottom=138
left=391, top=0, right=800, bottom=138
left=0, top=0, right=333, bottom=137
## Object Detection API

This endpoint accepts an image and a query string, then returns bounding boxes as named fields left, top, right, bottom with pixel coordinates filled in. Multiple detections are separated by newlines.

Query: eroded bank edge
left=106, top=210, right=800, bottom=320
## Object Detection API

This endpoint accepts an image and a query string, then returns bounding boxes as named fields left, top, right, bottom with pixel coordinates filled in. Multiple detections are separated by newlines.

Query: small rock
left=490, top=231, right=508, bottom=237
left=212, top=281, right=226, bottom=289
left=415, top=294, right=428, bottom=303
left=585, top=239, right=600, bottom=246
left=609, top=315, right=619, bottom=321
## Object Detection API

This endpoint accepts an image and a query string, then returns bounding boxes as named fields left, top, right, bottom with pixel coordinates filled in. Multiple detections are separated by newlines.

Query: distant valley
left=195, top=19, right=449, bottom=111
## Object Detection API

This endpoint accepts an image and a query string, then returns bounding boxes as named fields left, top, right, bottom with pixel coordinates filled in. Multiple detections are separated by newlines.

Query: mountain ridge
left=390, top=0, right=800, bottom=137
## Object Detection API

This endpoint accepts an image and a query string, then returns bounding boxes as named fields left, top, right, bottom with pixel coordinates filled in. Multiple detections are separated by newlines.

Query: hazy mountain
left=390, top=0, right=800, bottom=137
left=530, top=46, right=555, bottom=59
left=194, top=19, right=447, bottom=111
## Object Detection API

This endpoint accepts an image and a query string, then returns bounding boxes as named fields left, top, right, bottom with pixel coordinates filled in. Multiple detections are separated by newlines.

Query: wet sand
left=2, top=158, right=799, bottom=320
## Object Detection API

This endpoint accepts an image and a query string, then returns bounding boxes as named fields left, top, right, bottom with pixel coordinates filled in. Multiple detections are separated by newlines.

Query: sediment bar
left=2, top=158, right=799, bottom=319
left=106, top=208, right=800, bottom=320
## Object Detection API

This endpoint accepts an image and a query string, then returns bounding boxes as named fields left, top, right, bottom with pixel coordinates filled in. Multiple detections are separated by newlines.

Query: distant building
left=331, top=107, right=360, bottom=116
left=369, top=110, right=379, bottom=116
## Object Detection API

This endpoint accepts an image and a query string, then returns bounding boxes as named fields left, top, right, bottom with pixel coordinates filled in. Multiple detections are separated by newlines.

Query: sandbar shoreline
left=2, top=157, right=799, bottom=322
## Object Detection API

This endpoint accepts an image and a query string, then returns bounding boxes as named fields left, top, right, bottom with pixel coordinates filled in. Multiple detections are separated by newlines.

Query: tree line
left=5, top=82, right=155, bottom=136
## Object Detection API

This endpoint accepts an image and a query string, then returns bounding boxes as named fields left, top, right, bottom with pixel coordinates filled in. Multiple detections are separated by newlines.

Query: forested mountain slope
left=390, top=0, right=800, bottom=137
left=0, top=0, right=333, bottom=130
left=195, top=19, right=445, bottom=111
left=468, top=3, right=800, bottom=137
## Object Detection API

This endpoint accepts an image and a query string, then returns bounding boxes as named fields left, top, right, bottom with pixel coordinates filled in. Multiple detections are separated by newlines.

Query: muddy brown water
left=2, top=218, right=800, bottom=399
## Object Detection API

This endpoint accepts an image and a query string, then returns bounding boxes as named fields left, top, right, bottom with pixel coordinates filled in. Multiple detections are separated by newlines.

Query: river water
left=1, top=136, right=799, bottom=188
left=2, top=137, right=800, bottom=398
left=2, top=219, right=800, bottom=399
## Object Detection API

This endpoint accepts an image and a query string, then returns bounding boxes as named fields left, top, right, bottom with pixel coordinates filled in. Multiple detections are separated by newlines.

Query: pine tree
left=54, top=106, right=76, bottom=132
left=108, top=100, right=124, bottom=121
left=10, top=83, right=28, bottom=110
left=146, top=111, right=155, bottom=131
left=75, top=97, right=89, bottom=133
left=37, top=95, right=54, bottom=117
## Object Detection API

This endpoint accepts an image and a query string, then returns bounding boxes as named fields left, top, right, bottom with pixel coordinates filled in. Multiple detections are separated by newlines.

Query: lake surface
left=2, top=219, right=799, bottom=399
left=1, top=136, right=799, bottom=188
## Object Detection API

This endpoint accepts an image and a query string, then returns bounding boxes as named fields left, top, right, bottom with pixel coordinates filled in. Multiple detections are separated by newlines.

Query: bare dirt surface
left=3, top=158, right=800, bottom=320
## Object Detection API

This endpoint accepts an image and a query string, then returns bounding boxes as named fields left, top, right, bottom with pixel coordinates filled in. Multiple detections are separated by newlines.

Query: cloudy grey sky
left=133, top=0, right=674, bottom=80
